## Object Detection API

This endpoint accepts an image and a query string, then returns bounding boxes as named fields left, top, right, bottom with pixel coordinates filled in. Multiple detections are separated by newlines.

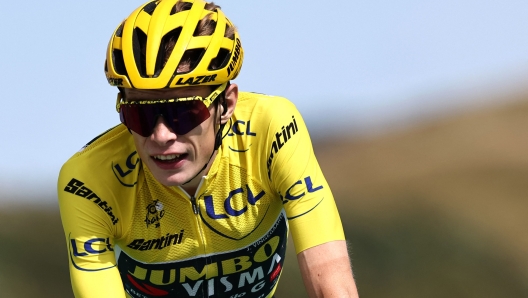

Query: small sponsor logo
left=228, top=119, right=256, bottom=153
left=64, top=178, right=119, bottom=225
left=69, top=234, right=117, bottom=272
left=112, top=151, right=140, bottom=187
left=228, top=120, right=257, bottom=137
left=281, top=176, right=323, bottom=203
left=280, top=176, right=325, bottom=220
left=145, top=200, right=165, bottom=228
left=71, top=237, right=114, bottom=256
left=267, top=115, right=299, bottom=179
left=127, top=230, right=184, bottom=251
left=227, top=38, right=242, bottom=76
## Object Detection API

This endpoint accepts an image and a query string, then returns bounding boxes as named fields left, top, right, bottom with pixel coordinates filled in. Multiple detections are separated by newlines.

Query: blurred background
left=1, top=0, right=528, bottom=297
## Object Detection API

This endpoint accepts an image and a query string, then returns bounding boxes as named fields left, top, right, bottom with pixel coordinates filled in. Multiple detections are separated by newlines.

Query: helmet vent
left=157, top=28, right=182, bottom=75
left=204, top=2, right=220, bottom=12
left=176, top=49, right=205, bottom=74
left=115, top=23, right=124, bottom=38
left=193, top=17, right=216, bottom=37
left=132, top=28, right=148, bottom=77
left=208, top=48, right=230, bottom=70
left=112, top=50, right=128, bottom=76
left=143, top=1, right=158, bottom=15
left=224, top=24, right=235, bottom=40
left=170, top=1, right=192, bottom=15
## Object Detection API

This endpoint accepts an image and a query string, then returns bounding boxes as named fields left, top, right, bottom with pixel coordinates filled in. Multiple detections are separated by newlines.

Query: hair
left=161, top=1, right=236, bottom=73
left=122, top=0, right=235, bottom=94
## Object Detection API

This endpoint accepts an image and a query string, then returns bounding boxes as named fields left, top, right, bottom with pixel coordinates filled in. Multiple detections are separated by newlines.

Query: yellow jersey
left=58, top=92, right=345, bottom=297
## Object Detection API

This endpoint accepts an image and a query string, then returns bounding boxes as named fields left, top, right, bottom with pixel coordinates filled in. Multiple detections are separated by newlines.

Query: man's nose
left=150, top=116, right=176, bottom=144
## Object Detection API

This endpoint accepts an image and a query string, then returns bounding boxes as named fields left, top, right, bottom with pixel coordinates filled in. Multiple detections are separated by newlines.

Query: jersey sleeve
left=264, top=97, right=346, bottom=254
left=58, top=158, right=126, bottom=297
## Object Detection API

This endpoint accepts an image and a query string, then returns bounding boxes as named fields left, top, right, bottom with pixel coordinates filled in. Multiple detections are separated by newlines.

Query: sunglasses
left=116, top=83, right=228, bottom=137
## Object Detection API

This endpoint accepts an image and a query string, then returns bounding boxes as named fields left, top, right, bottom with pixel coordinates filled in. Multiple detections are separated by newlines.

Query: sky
left=1, top=0, right=527, bottom=202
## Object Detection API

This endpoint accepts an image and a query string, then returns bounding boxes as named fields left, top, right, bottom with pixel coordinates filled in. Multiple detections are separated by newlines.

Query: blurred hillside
left=310, top=93, right=528, bottom=297
left=2, top=93, right=528, bottom=297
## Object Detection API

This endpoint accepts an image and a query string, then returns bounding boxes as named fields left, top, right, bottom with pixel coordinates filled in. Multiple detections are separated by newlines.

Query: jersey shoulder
left=226, top=91, right=302, bottom=150
left=218, top=91, right=305, bottom=185
left=235, top=91, right=301, bottom=132
left=237, top=91, right=298, bottom=115
left=58, top=124, right=140, bottom=195
left=57, top=124, right=141, bottom=240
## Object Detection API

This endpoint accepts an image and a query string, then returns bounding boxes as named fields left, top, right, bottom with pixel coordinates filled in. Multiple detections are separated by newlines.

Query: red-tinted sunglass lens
left=120, top=104, right=160, bottom=137
left=166, top=101, right=210, bottom=135
left=120, top=100, right=211, bottom=137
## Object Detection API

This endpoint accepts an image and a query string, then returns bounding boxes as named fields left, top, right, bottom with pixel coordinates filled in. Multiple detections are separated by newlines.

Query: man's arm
left=297, top=240, right=359, bottom=298
left=58, top=171, right=127, bottom=297
left=70, top=267, right=126, bottom=298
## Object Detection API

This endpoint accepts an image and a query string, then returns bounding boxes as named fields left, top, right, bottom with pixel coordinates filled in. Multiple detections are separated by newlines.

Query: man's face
left=123, top=85, right=219, bottom=188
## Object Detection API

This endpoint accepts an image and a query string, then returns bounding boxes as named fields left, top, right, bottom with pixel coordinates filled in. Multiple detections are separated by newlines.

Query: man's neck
left=180, top=151, right=218, bottom=196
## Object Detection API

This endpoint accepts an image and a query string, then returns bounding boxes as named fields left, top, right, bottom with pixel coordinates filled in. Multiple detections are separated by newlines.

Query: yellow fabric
left=58, top=92, right=345, bottom=297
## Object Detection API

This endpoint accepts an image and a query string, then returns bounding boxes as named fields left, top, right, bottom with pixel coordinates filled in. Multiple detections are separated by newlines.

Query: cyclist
left=57, top=0, right=359, bottom=297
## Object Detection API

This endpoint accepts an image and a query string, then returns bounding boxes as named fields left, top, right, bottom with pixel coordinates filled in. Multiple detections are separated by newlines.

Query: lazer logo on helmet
left=107, top=77, right=124, bottom=86
left=64, top=178, right=119, bottom=225
left=175, top=75, right=217, bottom=86
left=227, top=38, right=242, bottom=76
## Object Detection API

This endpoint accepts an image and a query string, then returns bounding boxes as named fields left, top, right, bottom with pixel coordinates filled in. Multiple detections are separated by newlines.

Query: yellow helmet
left=105, top=0, right=243, bottom=89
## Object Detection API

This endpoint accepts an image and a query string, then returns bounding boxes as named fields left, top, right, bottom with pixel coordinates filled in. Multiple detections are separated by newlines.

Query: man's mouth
left=153, top=154, right=185, bottom=162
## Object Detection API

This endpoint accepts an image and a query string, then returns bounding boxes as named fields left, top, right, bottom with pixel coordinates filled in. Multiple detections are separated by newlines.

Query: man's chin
left=158, top=176, right=188, bottom=187
left=148, top=163, right=202, bottom=188
left=150, top=170, right=188, bottom=187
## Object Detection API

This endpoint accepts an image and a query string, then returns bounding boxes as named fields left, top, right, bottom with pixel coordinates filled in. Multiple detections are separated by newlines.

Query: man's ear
left=222, top=100, right=228, bottom=115
left=220, top=83, right=238, bottom=124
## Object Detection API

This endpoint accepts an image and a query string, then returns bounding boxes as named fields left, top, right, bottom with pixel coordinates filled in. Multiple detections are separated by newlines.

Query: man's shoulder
left=238, top=91, right=294, bottom=106
left=82, top=124, right=132, bottom=150
left=236, top=91, right=298, bottom=118
left=58, top=124, right=140, bottom=189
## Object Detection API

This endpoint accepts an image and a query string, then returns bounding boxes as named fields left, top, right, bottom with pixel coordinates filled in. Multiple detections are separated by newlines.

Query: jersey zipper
left=190, top=196, right=199, bottom=215
left=188, top=177, right=211, bottom=296
left=179, top=177, right=209, bottom=297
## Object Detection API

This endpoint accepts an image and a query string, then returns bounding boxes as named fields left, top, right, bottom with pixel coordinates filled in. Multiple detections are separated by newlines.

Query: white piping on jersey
left=177, top=176, right=206, bottom=199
